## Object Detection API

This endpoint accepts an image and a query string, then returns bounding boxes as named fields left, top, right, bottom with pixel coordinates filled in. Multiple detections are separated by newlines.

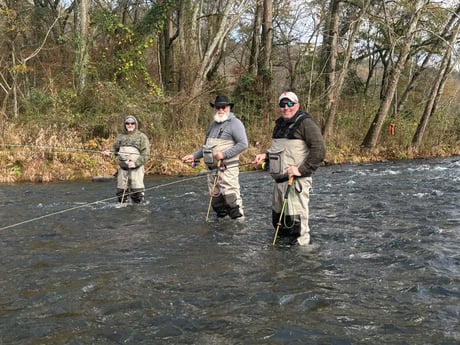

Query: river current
left=0, top=157, right=459, bottom=344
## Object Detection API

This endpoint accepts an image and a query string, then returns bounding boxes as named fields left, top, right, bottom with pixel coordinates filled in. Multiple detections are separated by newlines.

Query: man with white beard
left=182, top=95, right=248, bottom=219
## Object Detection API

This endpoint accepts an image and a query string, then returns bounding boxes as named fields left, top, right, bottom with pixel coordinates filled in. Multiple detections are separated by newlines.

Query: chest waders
left=204, top=137, right=243, bottom=219
left=272, top=176, right=294, bottom=245
left=268, top=138, right=312, bottom=245
left=116, top=146, right=145, bottom=203
left=205, top=160, right=222, bottom=222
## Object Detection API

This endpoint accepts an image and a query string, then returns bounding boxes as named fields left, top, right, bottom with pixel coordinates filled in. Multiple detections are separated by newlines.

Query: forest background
left=0, top=0, right=459, bottom=183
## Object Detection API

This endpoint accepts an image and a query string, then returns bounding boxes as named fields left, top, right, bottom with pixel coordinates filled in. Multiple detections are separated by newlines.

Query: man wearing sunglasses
left=103, top=115, right=150, bottom=203
left=255, top=91, right=325, bottom=246
left=182, top=95, right=248, bottom=219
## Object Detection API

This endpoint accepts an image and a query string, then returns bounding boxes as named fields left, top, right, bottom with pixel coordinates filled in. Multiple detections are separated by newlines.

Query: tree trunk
left=76, top=0, right=89, bottom=92
left=258, top=0, right=273, bottom=96
left=160, top=10, right=177, bottom=92
left=322, top=0, right=371, bottom=140
left=361, top=0, right=426, bottom=149
left=397, top=5, right=460, bottom=116
left=412, top=13, right=460, bottom=149
left=189, top=0, right=249, bottom=97
left=249, top=0, right=263, bottom=76
left=321, top=0, right=340, bottom=130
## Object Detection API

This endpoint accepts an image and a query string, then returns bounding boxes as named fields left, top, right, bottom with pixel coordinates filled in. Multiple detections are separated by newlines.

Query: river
left=0, top=157, right=459, bottom=344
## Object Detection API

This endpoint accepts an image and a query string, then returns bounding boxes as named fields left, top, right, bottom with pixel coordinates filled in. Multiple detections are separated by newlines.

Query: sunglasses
left=125, top=122, right=135, bottom=125
left=279, top=101, right=296, bottom=108
left=215, top=106, right=227, bottom=110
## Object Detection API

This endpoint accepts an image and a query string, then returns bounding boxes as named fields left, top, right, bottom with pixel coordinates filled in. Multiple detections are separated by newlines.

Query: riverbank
left=1, top=138, right=459, bottom=184
left=1, top=120, right=459, bottom=184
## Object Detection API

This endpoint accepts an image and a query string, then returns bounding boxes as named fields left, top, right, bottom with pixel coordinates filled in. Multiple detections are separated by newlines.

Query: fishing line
left=1, top=144, right=254, bottom=167
left=1, top=143, right=178, bottom=160
left=0, top=143, right=107, bottom=154
left=0, top=174, right=207, bottom=232
left=0, top=159, right=257, bottom=231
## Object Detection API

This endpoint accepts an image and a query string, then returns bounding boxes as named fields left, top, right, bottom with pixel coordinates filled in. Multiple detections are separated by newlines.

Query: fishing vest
left=116, top=133, right=143, bottom=169
left=202, top=120, right=239, bottom=169
left=267, top=114, right=309, bottom=182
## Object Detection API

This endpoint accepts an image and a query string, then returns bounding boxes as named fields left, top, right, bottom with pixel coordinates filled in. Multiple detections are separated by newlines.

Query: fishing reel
left=261, top=161, right=269, bottom=171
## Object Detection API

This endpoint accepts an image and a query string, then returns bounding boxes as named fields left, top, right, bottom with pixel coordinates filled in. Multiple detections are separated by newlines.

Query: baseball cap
left=278, top=91, right=298, bottom=103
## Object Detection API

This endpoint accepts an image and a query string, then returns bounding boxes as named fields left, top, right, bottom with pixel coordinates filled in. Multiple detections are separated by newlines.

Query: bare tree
left=272, top=1, right=324, bottom=95
left=412, top=6, right=460, bottom=150
left=248, top=0, right=263, bottom=76
left=321, top=0, right=341, bottom=132
left=361, top=0, right=429, bottom=149
left=75, top=0, right=90, bottom=92
left=258, top=0, right=273, bottom=96
left=189, top=0, right=250, bottom=96
left=321, top=0, right=372, bottom=140
left=396, top=4, right=460, bottom=116
left=0, top=1, right=60, bottom=120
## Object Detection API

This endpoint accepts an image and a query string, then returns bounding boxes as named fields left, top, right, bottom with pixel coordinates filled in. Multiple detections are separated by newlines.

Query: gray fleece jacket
left=193, top=113, right=248, bottom=160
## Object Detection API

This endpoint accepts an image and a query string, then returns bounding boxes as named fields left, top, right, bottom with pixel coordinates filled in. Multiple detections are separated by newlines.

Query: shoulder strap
left=287, top=113, right=308, bottom=138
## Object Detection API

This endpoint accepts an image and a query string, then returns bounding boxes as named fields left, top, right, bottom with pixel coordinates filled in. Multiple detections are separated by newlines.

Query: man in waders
left=182, top=95, right=248, bottom=219
left=255, top=91, right=326, bottom=246
left=103, top=115, right=150, bottom=203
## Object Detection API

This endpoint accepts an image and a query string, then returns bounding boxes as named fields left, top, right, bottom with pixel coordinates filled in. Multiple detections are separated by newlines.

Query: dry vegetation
left=1, top=112, right=458, bottom=184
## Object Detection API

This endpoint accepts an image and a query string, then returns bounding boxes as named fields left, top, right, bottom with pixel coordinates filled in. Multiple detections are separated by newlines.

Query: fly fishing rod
left=0, top=143, right=107, bottom=154
left=205, top=160, right=222, bottom=222
left=191, top=160, right=255, bottom=171
left=272, top=176, right=294, bottom=246
left=119, top=166, right=131, bottom=205
left=1, top=144, right=149, bottom=157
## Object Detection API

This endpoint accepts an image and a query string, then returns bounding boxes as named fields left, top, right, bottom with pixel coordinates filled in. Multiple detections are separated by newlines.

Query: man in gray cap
left=182, top=95, right=248, bottom=219
left=103, top=115, right=150, bottom=203
left=255, top=91, right=326, bottom=246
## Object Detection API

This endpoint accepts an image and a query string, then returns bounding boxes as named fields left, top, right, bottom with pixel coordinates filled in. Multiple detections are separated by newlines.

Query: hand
left=127, top=160, right=136, bottom=169
left=213, top=151, right=224, bottom=161
left=182, top=154, right=194, bottom=163
left=102, top=150, right=111, bottom=157
left=254, top=153, right=266, bottom=166
left=287, top=165, right=301, bottom=178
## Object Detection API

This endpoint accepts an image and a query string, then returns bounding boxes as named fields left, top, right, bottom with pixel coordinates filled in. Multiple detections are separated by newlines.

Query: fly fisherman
left=255, top=91, right=326, bottom=246
left=103, top=115, right=150, bottom=203
left=182, top=95, right=248, bottom=219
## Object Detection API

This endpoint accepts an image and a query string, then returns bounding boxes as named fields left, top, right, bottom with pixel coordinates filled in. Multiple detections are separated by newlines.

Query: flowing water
left=0, top=157, right=459, bottom=345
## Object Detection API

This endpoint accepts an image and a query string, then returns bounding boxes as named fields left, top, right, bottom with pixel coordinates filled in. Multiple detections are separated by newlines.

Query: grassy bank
left=1, top=80, right=458, bottom=183
left=1, top=121, right=458, bottom=184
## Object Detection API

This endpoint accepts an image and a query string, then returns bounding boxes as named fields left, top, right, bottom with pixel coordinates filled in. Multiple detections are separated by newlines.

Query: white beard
left=214, top=112, right=230, bottom=123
